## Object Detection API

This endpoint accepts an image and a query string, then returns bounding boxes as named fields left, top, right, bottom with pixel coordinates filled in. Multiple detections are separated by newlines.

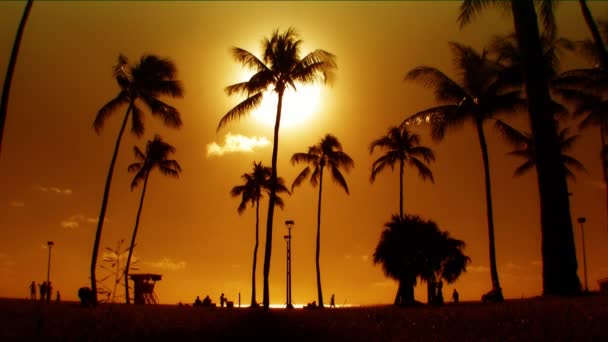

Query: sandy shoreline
left=0, top=296, right=607, bottom=340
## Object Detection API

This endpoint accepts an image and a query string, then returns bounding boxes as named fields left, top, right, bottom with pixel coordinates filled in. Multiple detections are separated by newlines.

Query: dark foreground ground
left=0, top=296, right=607, bottom=341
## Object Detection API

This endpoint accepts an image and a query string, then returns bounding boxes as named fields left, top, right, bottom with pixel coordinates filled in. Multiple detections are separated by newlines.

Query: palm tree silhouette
left=219, top=28, right=336, bottom=308
left=291, top=134, right=353, bottom=308
left=124, top=135, right=181, bottom=304
left=459, top=0, right=581, bottom=296
left=91, top=54, right=183, bottom=304
left=403, top=42, right=521, bottom=302
left=0, top=0, right=33, bottom=157
left=231, top=161, right=290, bottom=308
left=496, top=120, right=586, bottom=180
left=369, top=125, right=435, bottom=218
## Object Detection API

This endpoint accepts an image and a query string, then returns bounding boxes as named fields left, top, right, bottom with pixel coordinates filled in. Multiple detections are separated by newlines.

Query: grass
left=0, top=295, right=607, bottom=341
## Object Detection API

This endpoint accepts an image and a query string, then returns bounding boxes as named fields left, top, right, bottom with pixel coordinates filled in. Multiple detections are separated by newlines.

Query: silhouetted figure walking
left=436, top=280, right=444, bottom=305
left=452, top=289, right=459, bottom=304
left=29, top=281, right=36, bottom=301
left=78, top=287, right=93, bottom=307
left=220, top=293, right=226, bottom=308
left=56, top=291, right=60, bottom=303
left=194, top=296, right=203, bottom=307
left=39, top=282, right=46, bottom=302
left=330, top=294, right=336, bottom=308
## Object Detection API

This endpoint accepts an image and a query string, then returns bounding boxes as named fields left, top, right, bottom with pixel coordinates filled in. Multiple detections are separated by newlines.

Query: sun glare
left=252, top=86, right=322, bottom=128
left=238, top=71, right=322, bottom=128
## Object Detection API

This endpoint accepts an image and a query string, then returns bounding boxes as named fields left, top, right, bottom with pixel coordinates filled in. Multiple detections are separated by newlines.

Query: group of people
left=30, top=280, right=60, bottom=303
left=306, top=294, right=337, bottom=309
left=193, top=293, right=234, bottom=308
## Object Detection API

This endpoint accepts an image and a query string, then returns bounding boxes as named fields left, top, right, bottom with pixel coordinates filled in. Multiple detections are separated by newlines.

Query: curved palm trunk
left=0, top=0, right=33, bottom=158
left=601, top=129, right=608, bottom=233
left=124, top=171, right=150, bottom=304
left=251, top=198, right=260, bottom=307
left=91, top=101, right=133, bottom=305
left=316, top=165, right=325, bottom=308
left=399, top=158, right=404, bottom=218
left=511, top=0, right=580, bottom=296
left=263, top=90, right=284, bottom=309
left=475, top=119, right=503, bottom=300
left=578, top=0, right=608, bottom=68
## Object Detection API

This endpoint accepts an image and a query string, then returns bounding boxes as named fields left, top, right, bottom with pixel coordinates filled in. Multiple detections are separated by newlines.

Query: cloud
left=9, top=200, right=24, bottom=208
left=468, top=265, right=490, bottom=273
left=206, top=133, right=270, bottom=157
left=144, top=257, right=186, bottom=271
left=361, top=255, right=369, bottom=262
left=60, top=214, right=99, bottom=229
left=34, top=184, right=72, bottom=195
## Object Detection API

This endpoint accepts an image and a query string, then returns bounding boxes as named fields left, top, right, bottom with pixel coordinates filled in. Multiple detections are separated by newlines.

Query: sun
left=251, top=85, right=322, bottom=128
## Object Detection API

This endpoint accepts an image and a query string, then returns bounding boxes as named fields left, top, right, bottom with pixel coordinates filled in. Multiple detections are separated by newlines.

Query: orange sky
left=1, top=1, right=607, bottom=306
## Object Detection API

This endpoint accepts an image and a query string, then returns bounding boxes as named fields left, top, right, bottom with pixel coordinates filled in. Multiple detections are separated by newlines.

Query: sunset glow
left=251, top=85, right=322, bottom=128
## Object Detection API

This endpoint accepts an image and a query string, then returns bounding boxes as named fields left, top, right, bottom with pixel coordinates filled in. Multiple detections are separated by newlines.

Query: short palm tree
left=403, top=42, right=521, bottom=302
left=291, top=134, right=354, bottom=308
left=231, top=161, right=290, bottom=307
left=369, top=125, right=435, bottom=218
left=496, top=120, right=586, bottom=180
left=0, top=0, right=33, bottom=157
left=91, top=54, right=183, bottom=304
left=459, top=0, right=581, bottom=297
left=124, top=135, right=181, bottom=304
left=219, top=28, right=336, bottom=309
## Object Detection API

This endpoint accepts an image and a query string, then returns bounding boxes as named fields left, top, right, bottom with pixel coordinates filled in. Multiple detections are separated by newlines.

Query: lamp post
left=46, top=241, right=54, bottom=303
left=577, top=217, right=588, bottom=293
left=284, top=220, right=294, bottom=309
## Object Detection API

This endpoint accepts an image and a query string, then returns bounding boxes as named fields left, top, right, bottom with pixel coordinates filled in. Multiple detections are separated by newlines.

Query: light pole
left=46, top=241, right=54, bottom=303
left=284, top=220, right=294, bottom=309
left=577, top=217, right=588, bottom=293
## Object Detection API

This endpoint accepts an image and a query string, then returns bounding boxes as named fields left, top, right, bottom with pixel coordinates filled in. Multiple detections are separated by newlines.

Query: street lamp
left=577, top=217, right=588, bottom=293
left=284, top=220, right=294, bottom=309
left=46, top=241, right=54, bottom=303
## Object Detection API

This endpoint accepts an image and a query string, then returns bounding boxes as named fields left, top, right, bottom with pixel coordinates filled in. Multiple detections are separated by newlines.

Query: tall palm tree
left=403, top=42, right=521, bottom=301
left=496, top=120, right=586, bottom=180
left=219, top=28, right=336, bottom=309
left=231, top=161, right=289, bottom=307
left=291, top=134, right=353, bottom=308
left=124, top=135, right=181, bottom=304
left=0, top=0, right=33, bottom=157
left=459, top=0, right=581, bottom=297
left=91, top=54, right=183, bottom=304
left=369, top=125, right=435, bottom=218
left=577, top=0, right=608, bottom=69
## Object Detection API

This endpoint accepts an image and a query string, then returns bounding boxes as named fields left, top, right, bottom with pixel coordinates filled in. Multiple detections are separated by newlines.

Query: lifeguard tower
left=129, top=273, right=162, bottom=304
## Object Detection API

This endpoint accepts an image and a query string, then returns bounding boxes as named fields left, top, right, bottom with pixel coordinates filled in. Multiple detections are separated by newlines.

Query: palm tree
left=124, top=135, right=181, bottom=304
left=496, top=120, right=586, bottom=180
left=369, top=125, right=435, bottom=218
left=230, top=161, right=290, bottom=307
left=373, top=214, right=470, bottom=306
left=291, top=134, right=354, bottom=308
left=0, top=0, right=33, bottom=157
left=403, top=42, right=521, bottom=302
left=91, top=54, right=183, bottom=304
left=219, top=28, right=336, bottom=309
left=577, top=0, right=608, bottom=69
left=459, top=0, right=581, bottom=297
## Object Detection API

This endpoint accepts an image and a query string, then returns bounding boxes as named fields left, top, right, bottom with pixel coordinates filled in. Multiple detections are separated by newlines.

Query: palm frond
left=457, top=0, right=497, bottom=29
left=94, top=92, right=130, bottom=134
left=141, top=97, right=182, bottom=128
left=291, top=166, right=310, bottom=192
left=217, top=92, right=263, bottom=131
left=370, top=154, right=396, bottom=183
left=494, top=119, right=528, bottom=148
left=130, top=104, right=144, bottom=137
left=330, top=166, right=350, bottom=194
left=408, top=157, right=435, bottom=183
left=231, top=47, right=269, bottom=72
left=405, top=67, right=465, bottom=103
left=513, top=160, right=536, bottom=178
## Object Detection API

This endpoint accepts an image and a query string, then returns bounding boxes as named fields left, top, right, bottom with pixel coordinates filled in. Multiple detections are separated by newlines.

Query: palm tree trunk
left=316, top=165, right=325, bottom=308
left=475, top=119, right=503, bottom=300
left=263, top=90, right=284, bottom=309
left=511, top=0, right=581, bottom=296
left=124, top=171, right=150, bottom=304
left=399, top=158, right=405, bottom=218
left=0, top=0, right=33, bottom=158
left=91, top=101, right=133, bottom=305
left=395, top=277, right=414, bottom=306
left=251, top=198, right=260, bottom=307
left=578, top=0, right=608, bottom=68
left=601, top=127, right=608, bottom=233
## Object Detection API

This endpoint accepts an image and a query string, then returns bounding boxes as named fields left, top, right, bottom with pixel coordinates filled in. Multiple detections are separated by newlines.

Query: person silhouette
left=56, top=290, right=61, bottom=303
left=330, top=294, right=336, bottom=308
left=194, top=296, right=203, bottom=307
left=436, top=280, right=444, bottom=305
left=202, top=295, right=212, bottom=306
left=46, top=281, right=52, bottom=303
left=220, top=293, right=226, bottom=308
left=29, top=281, right=36, bottom=301
left=39, top=282, right=46, bottom=302
left=452, top=289, right=459, bottom=304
